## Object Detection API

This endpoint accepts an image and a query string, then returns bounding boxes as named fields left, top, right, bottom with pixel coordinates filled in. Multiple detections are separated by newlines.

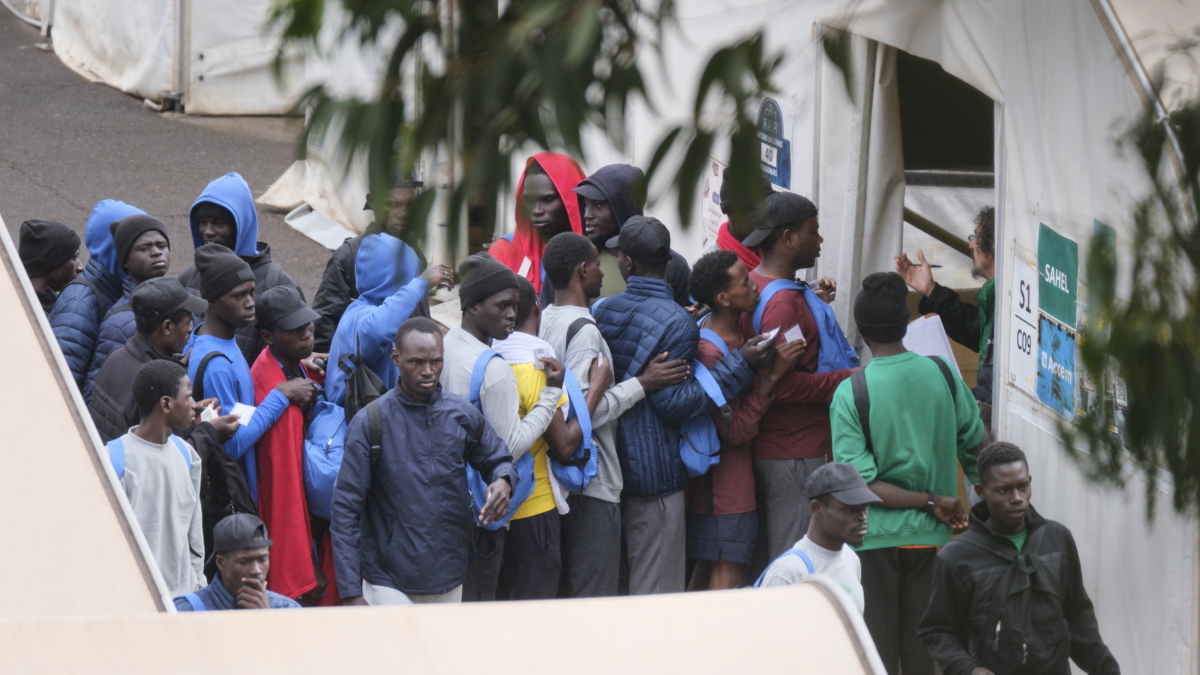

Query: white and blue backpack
left=107, top=434, right=192, bottom=479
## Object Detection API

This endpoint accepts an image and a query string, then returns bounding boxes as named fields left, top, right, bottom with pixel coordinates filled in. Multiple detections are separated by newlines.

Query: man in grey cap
left=756, top=462, right=882, bottom=614
left=174, top=514, right=300, bottom=610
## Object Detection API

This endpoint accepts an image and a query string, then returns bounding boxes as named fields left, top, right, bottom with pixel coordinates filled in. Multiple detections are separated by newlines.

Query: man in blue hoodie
left=325, top=233, right=452, bottom=406
left=185, top=244, right=317, bottom=503
left=51, top=199, right=146, bottom=391
left=177, top=172, right=303, bottom=364
left=573, top=164, right=692, bottom=306
left=593, top=217, right=772, bottom=594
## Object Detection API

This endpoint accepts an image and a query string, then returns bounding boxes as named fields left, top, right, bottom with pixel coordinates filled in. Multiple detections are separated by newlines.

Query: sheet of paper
left=533, top=347, right=552, bottom=370
left=199, top=405, right=218, bottom=423
left=901, top=315, right=960, bottom=373
left=783, top=324, right=804, bottom=344
left=763, top=326, right=780, bottom=341
left=230, top=402, right=256, bottom=426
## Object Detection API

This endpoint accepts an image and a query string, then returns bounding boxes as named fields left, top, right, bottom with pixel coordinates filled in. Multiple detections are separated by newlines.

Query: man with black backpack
left=831, top=272, right=986, bottom=675
left=333, top=317, right=515, bottom=605
left=918, top=443, right=1120, bottom=675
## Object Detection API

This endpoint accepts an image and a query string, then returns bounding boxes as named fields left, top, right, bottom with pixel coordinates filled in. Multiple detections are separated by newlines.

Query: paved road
left=0, top=10, right=330, bottom=298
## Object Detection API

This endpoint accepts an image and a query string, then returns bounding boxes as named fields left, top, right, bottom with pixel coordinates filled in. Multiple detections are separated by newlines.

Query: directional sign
left=1037, top=223, right=1078, bottom=327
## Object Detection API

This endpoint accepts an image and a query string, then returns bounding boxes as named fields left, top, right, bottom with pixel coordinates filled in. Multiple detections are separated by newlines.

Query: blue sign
left=757, top=98, right=791, bottom=190
left=1036, top=315, right=1075, bottom=418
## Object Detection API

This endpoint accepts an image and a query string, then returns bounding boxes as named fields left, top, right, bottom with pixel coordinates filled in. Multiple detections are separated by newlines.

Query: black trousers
left=463, top=527, right=505, bottom=602
left=501, top=509, right=562, bottom=600
left=859, top=546, right=938, bottom=675
left=560, top=494, right=621, bottom=597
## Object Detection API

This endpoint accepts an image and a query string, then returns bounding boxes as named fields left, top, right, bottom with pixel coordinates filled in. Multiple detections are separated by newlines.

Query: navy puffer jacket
left=49, top=199, right=143, bottom=391
left=594, top=276, right=755, bottom=498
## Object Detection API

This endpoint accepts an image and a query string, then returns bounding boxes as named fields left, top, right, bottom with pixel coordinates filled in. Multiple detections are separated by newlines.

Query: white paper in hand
left=230, top=402, right=256, bottom=426
left=199, top=405, right=218, bottom=423
left=763, top=326, right=781, bottom=342
left=783, top=324, right=805, bottom=344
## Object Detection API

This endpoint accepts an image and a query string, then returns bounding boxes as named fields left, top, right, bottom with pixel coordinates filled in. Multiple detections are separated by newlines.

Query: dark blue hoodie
left=49, top=199, right=145, bottom=392
left=177, top=172, right=301, bottom=363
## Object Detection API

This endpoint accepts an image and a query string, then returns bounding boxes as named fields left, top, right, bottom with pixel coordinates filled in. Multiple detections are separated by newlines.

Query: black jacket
left=331, top=385, right=516, bottom=597
left=919, top=282, right=994, bottom=404
left=919, top=502, right=1120, bottom=675
left=311, top=231, right=431, bottom=354
left=88, top=333, right=175, bottom=443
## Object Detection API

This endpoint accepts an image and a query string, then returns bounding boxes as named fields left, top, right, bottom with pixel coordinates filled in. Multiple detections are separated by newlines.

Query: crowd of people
left=16, top=154, right=1119, bottom=675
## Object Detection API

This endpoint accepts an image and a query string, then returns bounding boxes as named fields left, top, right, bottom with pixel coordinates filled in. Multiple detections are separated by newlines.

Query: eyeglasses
left=968, top=234, right=979, bottom=244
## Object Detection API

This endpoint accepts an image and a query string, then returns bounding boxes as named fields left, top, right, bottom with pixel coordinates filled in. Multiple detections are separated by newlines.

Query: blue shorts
left=686, top=511, right=758, bottom=564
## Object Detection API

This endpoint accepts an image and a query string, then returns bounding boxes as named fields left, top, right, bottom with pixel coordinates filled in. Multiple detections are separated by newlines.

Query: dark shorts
left=686, top=511, right=758, bottom=564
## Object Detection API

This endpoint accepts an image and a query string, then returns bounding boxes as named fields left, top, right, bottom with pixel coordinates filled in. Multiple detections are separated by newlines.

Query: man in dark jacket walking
left=593, top=217, right=771, bottom=594
left=918, top=443, right=1120, bottom=675
left=333, top=317, right=516, bottom=605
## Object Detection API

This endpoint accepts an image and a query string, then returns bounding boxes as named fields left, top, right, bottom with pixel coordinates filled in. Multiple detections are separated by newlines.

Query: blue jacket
left=176, top=173, right=301, bottom=363
left=331, top=385, right=516, bottom=597
left=325, top=233, right=427, bottom=406
left=83, top=277, right=141, bottom=402
left=49, top=199, right=144, bottom=392
left=594, top=276, right=755, bottom=498
left=174, top=573, right=300, bottom=610
left=185, top=330, right=290, bottom=503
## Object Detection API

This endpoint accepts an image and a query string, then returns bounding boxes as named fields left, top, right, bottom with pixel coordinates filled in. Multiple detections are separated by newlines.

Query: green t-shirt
left=831, top=351, right=985, bottom=551
left=1003, top=528, right=1029, bottom=552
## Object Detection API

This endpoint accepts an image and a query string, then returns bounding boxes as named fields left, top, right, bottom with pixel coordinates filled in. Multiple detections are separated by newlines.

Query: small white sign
left=783, top=324, right=805, bottom=344
left=1009, top=261, right=1040, bottom=397
left=230, top=402, right=257, bottom=426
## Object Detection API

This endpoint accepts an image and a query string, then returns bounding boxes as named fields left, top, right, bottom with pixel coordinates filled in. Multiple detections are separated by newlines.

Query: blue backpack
left=303, top=394, right=348, bottom=520
left=108, top=435, right=192, bottom=479
left=753, top=548, right=815, bottom=587
left=549, top=317, right=600, bottom=493
left=679, top=320, right=733, bottom=478
left=465, top=350, right=536, bottom=530
left=178, top=592, right=207, bottom=611
left=752, top=278, right=860, bottom=372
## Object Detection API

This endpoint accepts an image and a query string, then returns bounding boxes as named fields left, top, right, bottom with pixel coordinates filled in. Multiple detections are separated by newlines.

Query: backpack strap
left=464, top=409, right=486, bottom=455
left=108, top=438, right=125, bottom=479
left=564, top=317, right=596, bottom=354
left=851, top=368, right=873, bottom=455
left=698, top=328, right=730, bottom=358
left=66, top=276, right=110, bottom=316
left=367, top=398, right=384, bottom=469
left=693, top=362, right=732, bottom=433
left=109, top=303, right=132, bottom=316
left=181, top=592, right=206, bottom=611
left=927, top=355, right=958, bottom=399
left=753, top=548, right=816, bottom=587
left=752, top=278, right=802, bottom=334
left=265, top=262, right=283, bottom=291
left=558, top=368, right=594, bottom=467
left=193, top=351, right=231, bottom=402
left=168, top=435, right=194, bottom=473
left=469, top=350, right=503, bottom=411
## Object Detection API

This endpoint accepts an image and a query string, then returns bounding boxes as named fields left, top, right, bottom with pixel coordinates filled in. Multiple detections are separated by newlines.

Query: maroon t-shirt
left=685, top=333, right=772, bottom=515
left=739, top=271, right=851, bottom=461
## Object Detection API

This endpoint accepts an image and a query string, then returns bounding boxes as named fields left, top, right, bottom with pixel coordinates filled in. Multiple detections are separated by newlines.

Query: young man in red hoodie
left=490, top=153, right=588, bottom=306
left=250, top=285, right=324, bottom=604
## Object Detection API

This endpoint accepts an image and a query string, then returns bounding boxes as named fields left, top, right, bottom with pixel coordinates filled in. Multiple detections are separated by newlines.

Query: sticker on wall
left=1036, top=315, right=1076, bottom=419
left=700, top=159, right=726, bottom=248
left=1037, top=223, right=1078, bottom=327
left=757, top=98, right=792, bottom=190
left=1008, top=260, right=1040, bottom=397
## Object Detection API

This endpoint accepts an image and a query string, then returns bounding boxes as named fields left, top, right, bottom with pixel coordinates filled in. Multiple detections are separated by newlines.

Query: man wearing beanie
left=18, top=219, right=83, bottom=315
left=185, top=244, right=317, bottom=510
left=593, top=217, right=771, bottom=595
left=831, top=271, right=985, bottom=675
left=324, top=233, right=452, bottom=407
left=177, top=172, right=303, bottom=364
left=82, top=214, right=172, bottom=401
left=441, top=253, right=565, bottom=601
left=738, top=191, right=860, bottom=564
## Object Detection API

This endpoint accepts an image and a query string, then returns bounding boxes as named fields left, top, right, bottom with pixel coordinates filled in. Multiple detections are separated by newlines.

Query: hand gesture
left=303, top=353, right=328, bottom=377
left=421, top=264, right=455, bottom=289
left=236, top=577, right=270, bottom=609
left=767, top=337, right=807, bottom=380
left=479, top=477, right=512, bottom=525
left=589, top=355, right=613, bottom=392
left=637, top=352, right=689, bottom=392
left=684, top=302, right=710, bottom=321
left=208, top=413, right=241, bottom=442
left=192, top=398, right=220, bottom=424
left=739, top=334, right=776, bottom=371
left=813, top=277, right=838, bottom=304
left=276, top=378, right=317, bottom=406
left=895, top=250, right=936, bottom=297
left=932, top=494, right=969, bottom=533
left=540, top=356, right=566, bottom=388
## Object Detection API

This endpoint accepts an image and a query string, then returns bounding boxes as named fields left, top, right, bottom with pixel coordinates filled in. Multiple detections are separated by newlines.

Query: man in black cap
left=174, top=514, right=301, bottom=610
left=738, top=190, right=859, bottom=564
left=83, top=214, right=173, bottom=401
left=573, top=164, right=692, bottom=306
left=593, top=216, right=771, bottom=594
left=439, top=254, right=565, bottom=600
left=756, top=462, right=882, bottom=614
left=18, top=219, right=83, bottom=314
left=830, top=271, right=985, bottom=675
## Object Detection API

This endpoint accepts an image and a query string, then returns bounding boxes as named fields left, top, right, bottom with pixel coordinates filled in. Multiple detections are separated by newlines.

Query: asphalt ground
left=0, top=10, right=330, bottom=298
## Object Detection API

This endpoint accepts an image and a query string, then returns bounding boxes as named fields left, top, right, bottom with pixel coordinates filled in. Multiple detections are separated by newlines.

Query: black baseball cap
left=740, top=191, right=818, bottom=249
left=212, top=514, right=273, bottom=554
left=604, top=215, right=671, bottom=265
left=130, top=277, right=208, bottom=327
left=806, top=462, right=883, bottom=506
left=256, top=285, right=320, bottom=331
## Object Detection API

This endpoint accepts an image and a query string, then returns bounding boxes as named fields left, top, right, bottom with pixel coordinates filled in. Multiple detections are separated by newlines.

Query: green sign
left=1037, top=223, right=1078, bottom=327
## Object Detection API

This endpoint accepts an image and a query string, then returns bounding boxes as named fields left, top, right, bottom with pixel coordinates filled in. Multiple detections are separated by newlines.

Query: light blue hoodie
left=325, top=234, right=428, bottom=406
left=188, top=172, right=261, bottom=257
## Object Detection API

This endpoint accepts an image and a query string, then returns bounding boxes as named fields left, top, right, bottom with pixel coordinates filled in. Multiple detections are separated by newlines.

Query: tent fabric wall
left=52, top=0, right=178, bottom=98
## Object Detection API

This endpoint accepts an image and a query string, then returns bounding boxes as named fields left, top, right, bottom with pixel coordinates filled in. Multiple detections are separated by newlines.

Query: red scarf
left=491, top=152, right=587, bottom=292
left=716, top=220, right=762, bottom=270
left=251, top=349, right=319, bottom=600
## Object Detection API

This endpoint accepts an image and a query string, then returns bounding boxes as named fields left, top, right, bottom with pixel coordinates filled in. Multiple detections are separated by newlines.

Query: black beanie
left=194, top=244, right=254, bottom=301
left=458, top=253, right=519, bottom=308
left=19, top=220, right=79, bottom=278
left=110, top=214, right=170, bottom=266
left=853, top=272, right=911, bottom=343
